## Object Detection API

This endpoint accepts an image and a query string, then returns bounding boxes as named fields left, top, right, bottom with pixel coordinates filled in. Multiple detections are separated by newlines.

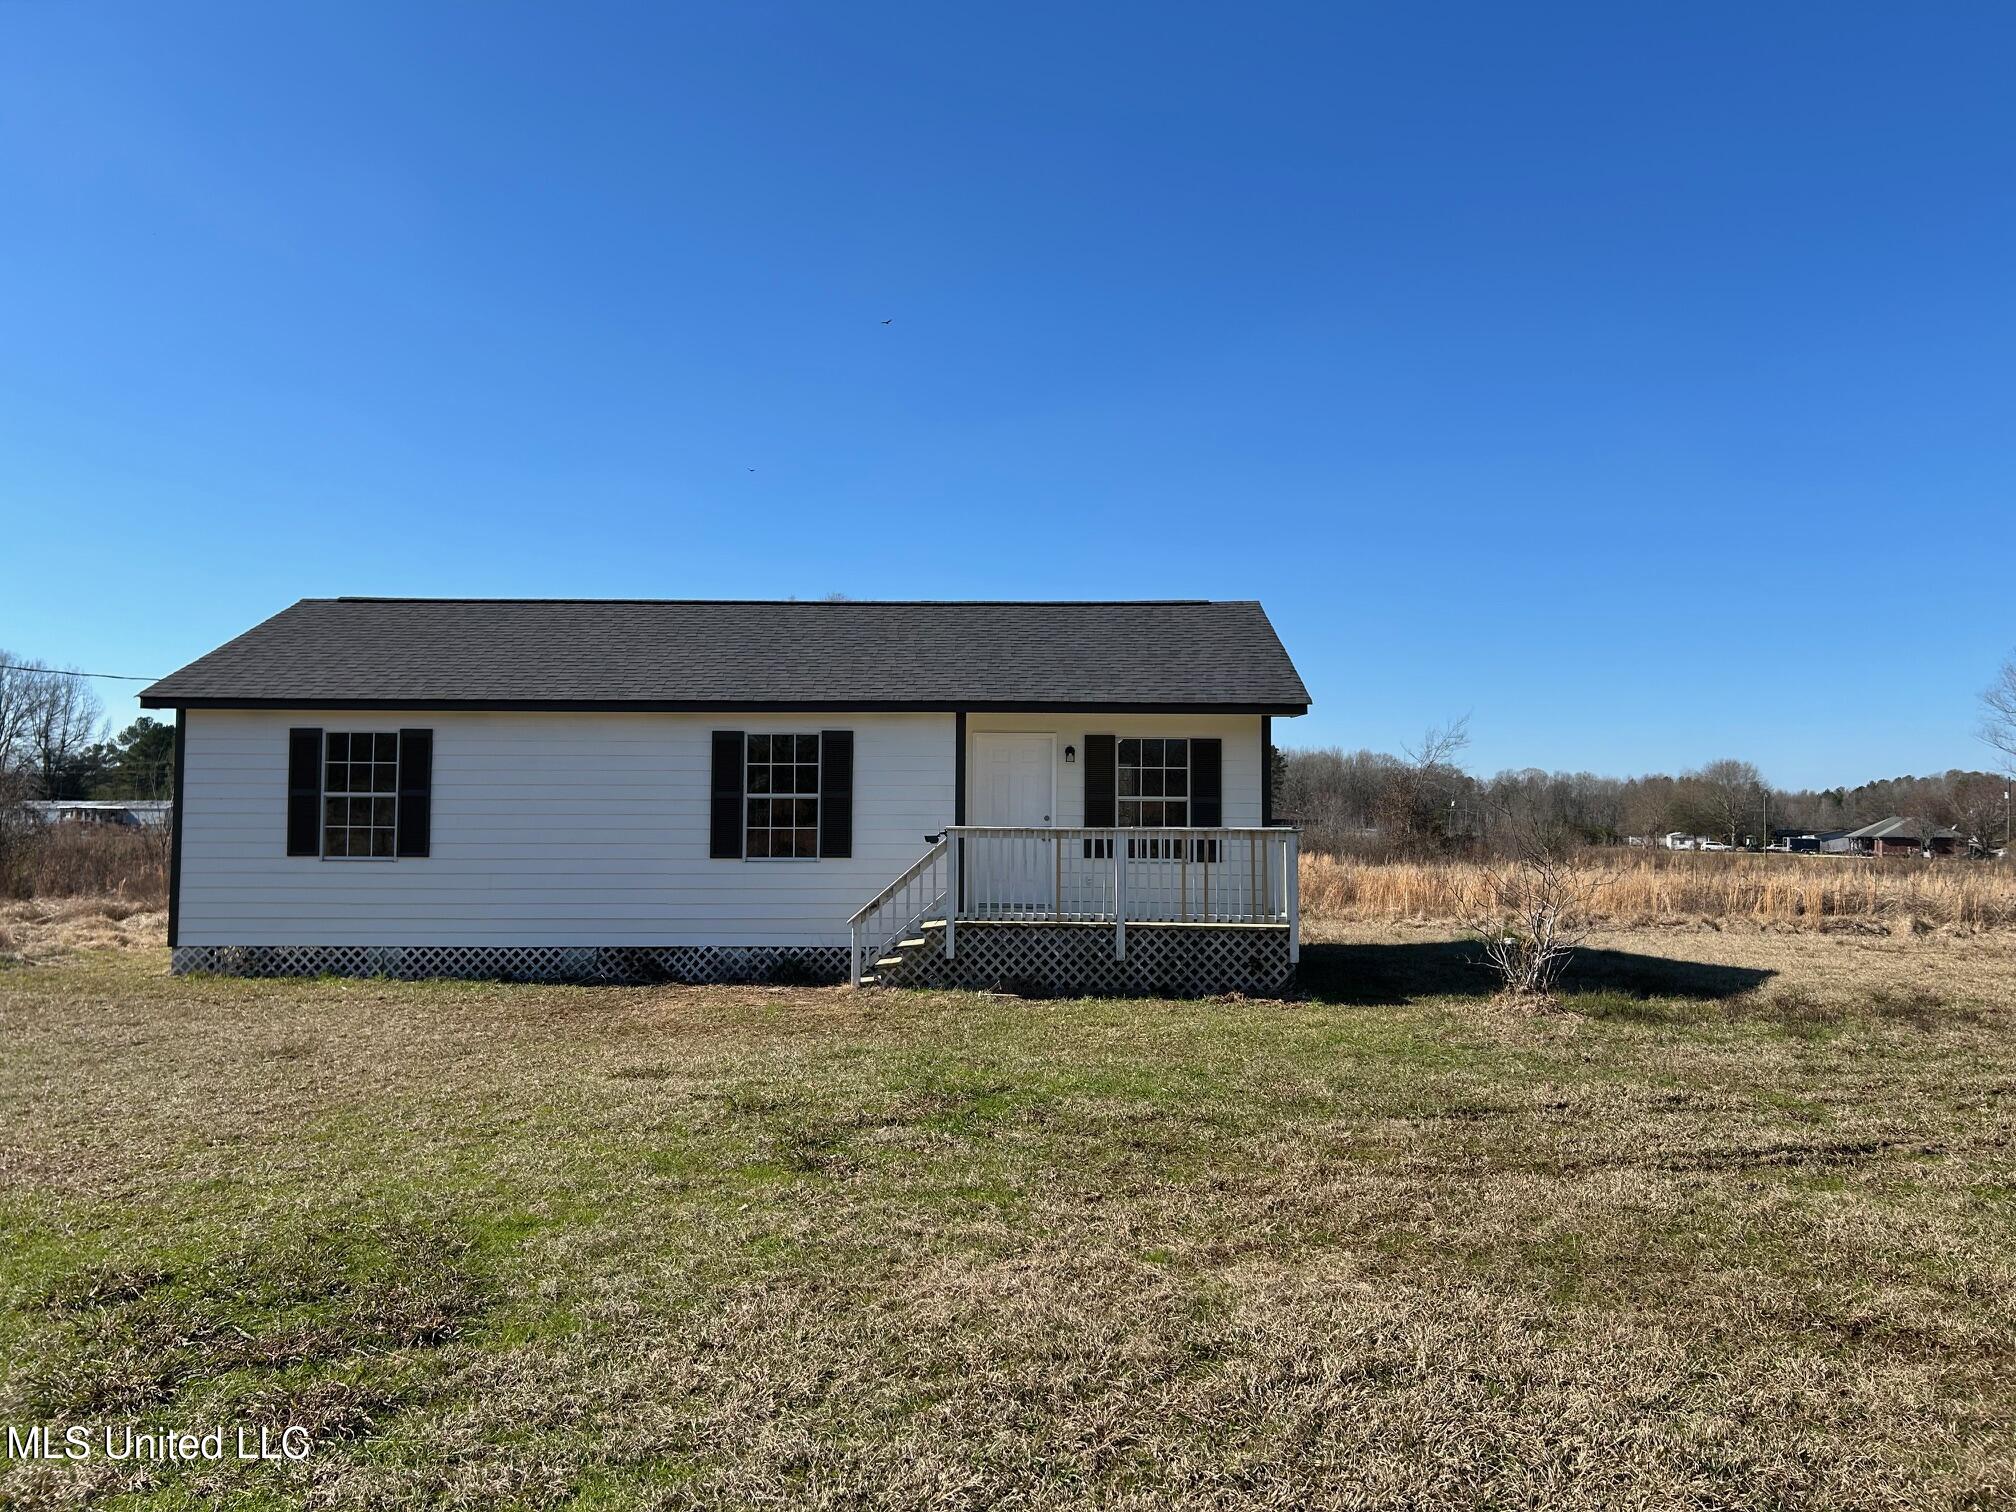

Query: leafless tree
left=1281, top=727, right=2005, bottom=862
left=1983, top=653, right=2016, bottom=776
left=0, top=653, right=44, bottom=777
left=1404, top=714, right=1471, bottom=775
left=0, top=654, right=43, bottom=892
left=1619, top=772, right=1681, bottom=844
left=23, top=670, right=102, bottom=799
left=1945, top=771, right=2008, bottom=854
left=1459, top=807, right=1602, bottom=1001
left=1689, top=758, right=1765, bottom=847
left=1279, top=747, right=1409, bottom=852
left=1381, top=715, right=1471, bottom=849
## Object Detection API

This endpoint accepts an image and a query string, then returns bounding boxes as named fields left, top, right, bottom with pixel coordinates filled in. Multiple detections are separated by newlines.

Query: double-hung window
left=323, top=732, right=398, bottom=858
left=1112, top=737, right=1217, bottom=860
left=1118, top=738, right=1189, bottom=828
left=745, top=733, right=820, bottom=858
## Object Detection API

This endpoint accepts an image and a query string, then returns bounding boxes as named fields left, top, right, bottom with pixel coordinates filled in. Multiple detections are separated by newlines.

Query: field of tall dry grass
left=1301, top=848, right=2016, bottom=930
left=0, top=821, right=167, bottom=903
left=0, top=822, right=169, bottom=964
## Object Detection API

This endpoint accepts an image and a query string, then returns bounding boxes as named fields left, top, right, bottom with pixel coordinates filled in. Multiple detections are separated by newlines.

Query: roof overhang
left=137, top=598, right=1312, bottom=713
left=143, top=696, right=1310, bottom=715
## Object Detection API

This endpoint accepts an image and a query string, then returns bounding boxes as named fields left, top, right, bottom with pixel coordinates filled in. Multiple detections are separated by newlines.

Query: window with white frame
left=1106, top=737, right=1218, bottom=860
left=323, top=732, right=398, bottom=858
left=746, top=733, right=820, bottom=858
left=1117, top=737, right=1189, bottom=827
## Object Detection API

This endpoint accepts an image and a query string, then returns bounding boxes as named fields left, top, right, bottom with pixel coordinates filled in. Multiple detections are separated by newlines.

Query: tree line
left=1280, top=722, right=2011, bottom=858
left=0, top=655, right=174, bottom=804
left=8, top=640, right=2015, bottom=856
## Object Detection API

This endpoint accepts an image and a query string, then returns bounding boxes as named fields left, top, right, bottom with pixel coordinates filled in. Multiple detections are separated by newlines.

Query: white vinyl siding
left=177, top=708, right=1272, bottom=949
left=176, top=710, right=954, bottom=947
left=963, top=713, right=1266, bottom=827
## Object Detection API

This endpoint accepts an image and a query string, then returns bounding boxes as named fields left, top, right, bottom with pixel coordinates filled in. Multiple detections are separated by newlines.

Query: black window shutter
left=1191, top=738, right=1223, bottom=827
left=286, top=728, right=323, bottom=856
left=1261, top=715, right=1275, bottom=826
left=395, top=729, right=433, bottom=857
left=710, top=731, right=745, bottom=859
left=818, top=730, right=854, bottom=859
left=1084, top=734, right=1117, bottom=826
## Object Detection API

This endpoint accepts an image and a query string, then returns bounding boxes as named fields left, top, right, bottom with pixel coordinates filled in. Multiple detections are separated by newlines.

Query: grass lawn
left=2, top=928, right=2013, bottom=1509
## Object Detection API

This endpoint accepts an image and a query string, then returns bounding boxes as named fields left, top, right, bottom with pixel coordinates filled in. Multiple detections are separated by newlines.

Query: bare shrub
left=1458, top=827, right=1601, bottom=1000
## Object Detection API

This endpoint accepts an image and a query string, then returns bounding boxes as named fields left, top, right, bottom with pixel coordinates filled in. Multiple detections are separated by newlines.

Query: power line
left=0, top=663, right=160, bottom=682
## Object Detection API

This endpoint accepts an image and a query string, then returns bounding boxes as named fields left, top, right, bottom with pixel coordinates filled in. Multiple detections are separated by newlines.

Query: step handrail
left=848, top=837, right=949, bottom=986
left=846, top=836, right=948, bottom=926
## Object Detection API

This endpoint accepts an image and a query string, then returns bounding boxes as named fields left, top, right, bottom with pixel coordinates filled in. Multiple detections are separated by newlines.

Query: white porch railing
left=847, top=836, right=949, bottom=986
left=850, top=827, right=1302, bottom=986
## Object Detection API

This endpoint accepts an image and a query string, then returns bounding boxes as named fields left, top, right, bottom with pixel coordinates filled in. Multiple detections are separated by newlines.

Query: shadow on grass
left=1296, top=939, right=1773, bottom=1008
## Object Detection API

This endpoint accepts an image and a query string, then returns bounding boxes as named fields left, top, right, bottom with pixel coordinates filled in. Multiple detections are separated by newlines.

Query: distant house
left=25, top=800, right=172, bottom=830
left=1839, top=817, right=1963, bottom=858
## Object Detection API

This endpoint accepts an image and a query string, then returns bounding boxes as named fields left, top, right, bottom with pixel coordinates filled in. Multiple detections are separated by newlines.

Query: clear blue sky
left=3, top=3, right=2010, bottom=789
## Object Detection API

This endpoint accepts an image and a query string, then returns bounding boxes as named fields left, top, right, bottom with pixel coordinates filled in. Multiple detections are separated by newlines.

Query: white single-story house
left=142, top=598, right=1311, bottom=995
left=26, top=799, right=173, bottom=829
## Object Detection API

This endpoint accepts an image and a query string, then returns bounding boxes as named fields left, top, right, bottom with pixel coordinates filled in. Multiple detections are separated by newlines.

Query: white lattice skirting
left=878, top=922, right=1293, bottom=998
left=171, top=944, right=850, bottom=985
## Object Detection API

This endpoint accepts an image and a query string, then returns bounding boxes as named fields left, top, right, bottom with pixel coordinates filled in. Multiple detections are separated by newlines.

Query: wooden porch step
left=857, top=974, right=878, bottom=985
left=876, top=956, right=905, bottom=968
left=897, top=938, right=927, bottom=949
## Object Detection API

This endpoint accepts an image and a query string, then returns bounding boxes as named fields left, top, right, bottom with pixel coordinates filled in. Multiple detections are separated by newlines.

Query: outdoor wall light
left=1064, top=744, right=1076, bottom=764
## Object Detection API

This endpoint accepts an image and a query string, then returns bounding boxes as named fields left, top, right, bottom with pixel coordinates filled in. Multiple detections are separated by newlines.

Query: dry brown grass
left=1, top=823, right=168, bottom=904
left=1302, top=848, right=2016, bottom=931
left=2, top=933, right=2013, bottom=1508
left=0, top=896, right=167, bottom=967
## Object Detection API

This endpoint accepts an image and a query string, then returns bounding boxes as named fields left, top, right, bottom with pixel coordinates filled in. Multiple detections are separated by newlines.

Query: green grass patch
left=2, top=943, right=2013, bottom=1508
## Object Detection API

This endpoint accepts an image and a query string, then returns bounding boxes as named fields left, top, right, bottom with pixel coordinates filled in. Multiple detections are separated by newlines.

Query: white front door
left=969, top=733, right=1055, bottom=911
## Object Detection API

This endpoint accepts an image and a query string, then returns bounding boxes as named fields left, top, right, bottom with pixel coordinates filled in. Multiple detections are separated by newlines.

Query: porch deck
left=850, top=825, right=1300, bottom=995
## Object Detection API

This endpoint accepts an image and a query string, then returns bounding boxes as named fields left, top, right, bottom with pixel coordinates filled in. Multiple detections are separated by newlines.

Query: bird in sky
left=881, top=318, right=892, bottom=325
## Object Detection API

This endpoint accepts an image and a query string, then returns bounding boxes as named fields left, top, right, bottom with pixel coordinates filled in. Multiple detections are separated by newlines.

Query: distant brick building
left=1839, top=817, right=1963, bottom=858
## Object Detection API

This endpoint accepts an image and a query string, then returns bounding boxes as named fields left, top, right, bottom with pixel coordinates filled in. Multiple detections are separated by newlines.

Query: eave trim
left=140, top=696, right=1311, bottom=715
